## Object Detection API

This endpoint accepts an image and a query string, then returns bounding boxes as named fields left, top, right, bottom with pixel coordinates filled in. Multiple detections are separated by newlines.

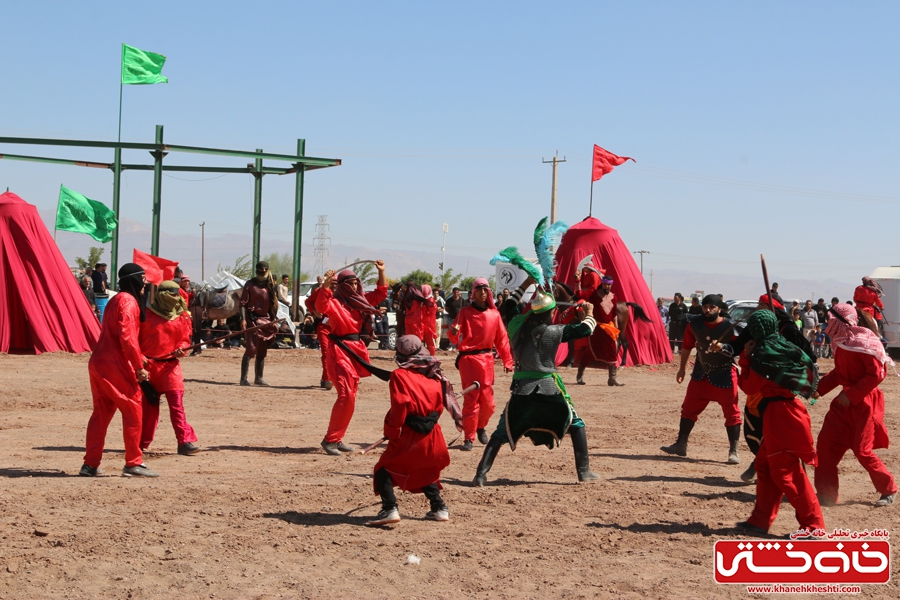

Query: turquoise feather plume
left=490, top=246, right=544, bottom=285
left=536, top=220, right=568, bottom=283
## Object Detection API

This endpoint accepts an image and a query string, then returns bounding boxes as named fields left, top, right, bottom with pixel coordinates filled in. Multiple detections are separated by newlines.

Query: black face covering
left=117, top=262, right=147, bottom=322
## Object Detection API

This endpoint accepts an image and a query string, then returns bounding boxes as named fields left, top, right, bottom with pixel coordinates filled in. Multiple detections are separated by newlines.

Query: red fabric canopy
left=555, top=216, right=672, bottom=366
left=0, top=191, right=100, bottom=354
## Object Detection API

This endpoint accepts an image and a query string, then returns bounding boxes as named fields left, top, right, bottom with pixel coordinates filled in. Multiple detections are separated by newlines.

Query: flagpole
left=117, top=44, right=124, bottom=143
left=589, top=180, right=594, bottom=217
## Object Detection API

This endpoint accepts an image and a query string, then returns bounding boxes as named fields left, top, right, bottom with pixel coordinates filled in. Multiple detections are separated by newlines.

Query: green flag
left=121, top=43, right=168, bottom=85
left=55, top=185, right=118, bottom=243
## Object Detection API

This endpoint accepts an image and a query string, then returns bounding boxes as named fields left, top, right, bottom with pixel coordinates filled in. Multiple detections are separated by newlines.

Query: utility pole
left=650, top=269, right=654, bottom=295
left=313, top=215, right=331, bottom=275
left=542, top=151, right=566, bottom=223
left=633, top=250, right=649, bottom=274
left=199, top=221, right=206, bottom=280
left=440, top=223, right=449, bottom=287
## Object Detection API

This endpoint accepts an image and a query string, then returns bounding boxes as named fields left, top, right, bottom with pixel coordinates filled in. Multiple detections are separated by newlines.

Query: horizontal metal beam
left=0, top=152, right=293, bottom=174
left=0, top=152, right=109, bottom=169
left=0, top=136, right=341, bottom=168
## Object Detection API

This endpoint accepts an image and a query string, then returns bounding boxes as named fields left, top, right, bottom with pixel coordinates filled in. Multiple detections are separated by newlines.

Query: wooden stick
left=761, top=254, right=775, bottom=313
left=147, top=318, right=285, bottom=360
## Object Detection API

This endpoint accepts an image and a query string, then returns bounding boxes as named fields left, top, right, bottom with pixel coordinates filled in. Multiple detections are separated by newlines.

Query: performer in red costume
left=736, top=310, right=824, bottom=537
left=853, top=276, right=886, bottom=337
left=316, top=261, right=389, bottom=455
left=575, top=271, right=625, bottom=387
left=367, top=335, right=456, bottom=526
left=306, top=276, right=335, bottom=390
left=80, top=263, right=159, bottom=478
left=139, top=280, right=200, bottom=456
left=404, top=283, right=438, bottom=356
left=572, top=264, right=600, bottom=373
left=815, top=302, right=897, bottom=507
left=177, top=275, right=194, bottom=306
left=449, top=278, right=513, bottom=451
left=661, top=295, right=742, bottom=464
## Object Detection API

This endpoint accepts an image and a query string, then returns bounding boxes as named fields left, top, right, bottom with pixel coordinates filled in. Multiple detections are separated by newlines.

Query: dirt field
left=1, top=348, right=898, bottom=599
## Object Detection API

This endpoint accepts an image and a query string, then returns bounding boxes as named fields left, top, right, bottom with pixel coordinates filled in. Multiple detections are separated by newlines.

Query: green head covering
left=149, top=280, right=188, bottom=320
left=746, top=310, right=816, bottom=399
left=507, top=292, right=556, bottom=342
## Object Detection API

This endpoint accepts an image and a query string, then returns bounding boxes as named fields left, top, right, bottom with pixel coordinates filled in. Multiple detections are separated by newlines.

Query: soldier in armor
left=472, top=280, right=600, bottom=487
left=661, top=294, right=742, bottom=464
left=239, top=261, right=279, bottom=386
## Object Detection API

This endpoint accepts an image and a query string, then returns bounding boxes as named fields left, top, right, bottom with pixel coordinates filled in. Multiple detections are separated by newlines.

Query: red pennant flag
left=132, top=248, right=179, bottom=285
left=592, top=145, right=634, bottom=182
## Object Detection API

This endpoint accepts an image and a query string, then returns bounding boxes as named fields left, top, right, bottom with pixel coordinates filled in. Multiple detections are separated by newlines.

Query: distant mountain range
left=41, top=210, right=856, bottom=302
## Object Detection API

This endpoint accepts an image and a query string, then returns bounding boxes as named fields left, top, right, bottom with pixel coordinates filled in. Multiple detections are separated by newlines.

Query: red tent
left=556, top=216, right=672, bottom=366
left=0, top=191, right=100, bottom=353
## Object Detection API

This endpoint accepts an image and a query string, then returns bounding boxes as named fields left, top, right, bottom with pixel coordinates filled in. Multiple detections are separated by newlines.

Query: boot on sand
left=661, top=418, right=695, bottom=457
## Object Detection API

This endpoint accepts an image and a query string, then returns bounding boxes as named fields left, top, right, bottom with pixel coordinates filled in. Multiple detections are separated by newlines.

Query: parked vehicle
left=725, top=299, right=759, bottom=336
left=869, top=267, right=900, bottom=348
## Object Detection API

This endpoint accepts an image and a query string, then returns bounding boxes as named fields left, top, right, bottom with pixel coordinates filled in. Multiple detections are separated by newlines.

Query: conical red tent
left=555, top=216, right=672, bottom=366
left=0, top=191, right=100, bottom=353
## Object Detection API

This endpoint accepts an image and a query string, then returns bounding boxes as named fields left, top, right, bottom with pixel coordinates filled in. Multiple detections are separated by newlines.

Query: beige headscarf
left=149, top=280, right=188, bottom=320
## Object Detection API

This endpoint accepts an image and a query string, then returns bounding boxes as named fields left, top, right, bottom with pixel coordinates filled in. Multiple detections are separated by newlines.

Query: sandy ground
left=1, top=347, right=898, bottom=599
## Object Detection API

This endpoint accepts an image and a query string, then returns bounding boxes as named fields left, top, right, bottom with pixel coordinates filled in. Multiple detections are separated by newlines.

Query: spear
left=146, top=318, right=286, bottom=361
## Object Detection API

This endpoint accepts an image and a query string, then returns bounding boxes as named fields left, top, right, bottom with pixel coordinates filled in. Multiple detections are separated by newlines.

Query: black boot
left=740, top=462, right=757, bottom=482
left=661, top=418, right=694, bottom=457
left=472, top=438, right=503, bottom=487
left=607, top=365, right=625, bottom=387
left=726, top=424, right=741, bottom=464
left=254, top=356, right=269, bottom=386
left=570, top=427, right=600, bottom=482
left=240, top=356, right=251, bottom=386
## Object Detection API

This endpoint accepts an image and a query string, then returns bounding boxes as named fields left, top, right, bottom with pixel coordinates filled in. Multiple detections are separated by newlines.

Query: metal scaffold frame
left=0, top=127, right=341, bottom=320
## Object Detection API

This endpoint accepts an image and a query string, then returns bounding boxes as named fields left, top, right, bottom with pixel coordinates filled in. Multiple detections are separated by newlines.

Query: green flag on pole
left=121, top=44, right=168, bottom=85
left=55, top=185, right=118, bottom=243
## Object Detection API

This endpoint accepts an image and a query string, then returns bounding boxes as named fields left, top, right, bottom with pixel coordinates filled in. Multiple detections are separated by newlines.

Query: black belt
left=456, top=348, right=492, bottom=369
left=333, top=333, right=361, bottom=341
left=405, top=411, right=440, bottom=434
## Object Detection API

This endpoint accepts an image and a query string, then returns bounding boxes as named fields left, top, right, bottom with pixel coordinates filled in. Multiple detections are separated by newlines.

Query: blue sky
left=2, top=1, right=897, bottom=282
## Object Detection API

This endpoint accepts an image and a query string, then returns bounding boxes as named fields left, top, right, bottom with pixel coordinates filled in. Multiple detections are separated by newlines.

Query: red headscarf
left=472, top=277, right=495, bottom=309
left=758, top=294, right=785, bottom=310
left=826, top=303, right=891, bottom=366
left=580, top=269, right=601, bottom=294
left=334, top=270, right=378, bottom=315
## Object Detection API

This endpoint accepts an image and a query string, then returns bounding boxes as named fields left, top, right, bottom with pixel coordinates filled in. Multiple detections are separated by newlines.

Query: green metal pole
left=291, top=139, right=306, bottom=321
left=151, top=125, right=164, bottom=256
left=252, top=148, right=263, bottom=268
left=111, top=147, right=122, bottom=289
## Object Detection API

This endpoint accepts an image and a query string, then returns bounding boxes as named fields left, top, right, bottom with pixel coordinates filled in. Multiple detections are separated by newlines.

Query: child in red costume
left=449, top=278, right=513, bottom=451
left=367, top=335, right=459, bottom=526
left=736, top=310, right=824, bottom=537
left=815, top=302, right=897, bottom=507
left=316, top=261, right=389, bottom=455
left=404, top=283, right=438, bottom=356
left=81, top=263, right=158, bottom=478
left=139, top=280, right=200, bottom=456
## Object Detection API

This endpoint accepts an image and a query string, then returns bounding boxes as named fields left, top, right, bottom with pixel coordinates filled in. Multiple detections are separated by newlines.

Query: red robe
left=580, top=289, right=618, bottom=365
left=405, top=299, right=438, bottom=356
left=316, top=285, right=388, bottom=442
left=373, top=368, right=450, bottom=493
left=84, top=292, right=145, bottom=468
left=738, top=353, right=824, bottom=533
left=140, top=311, right=193, bottom=392
left=138, top=310, right=196, bottom=448
left=449, top=305, right=513, bottom=441
left=853, top=286, right=884, bottom=319
left=815, top=348, right=896, bottom=502
left=306, top=288, right=332, bottom=382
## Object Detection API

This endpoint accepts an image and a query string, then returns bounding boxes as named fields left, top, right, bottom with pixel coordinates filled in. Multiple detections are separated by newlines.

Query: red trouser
left=815, top=401, right=897, bottom=503
left=324, top=374, right=359, bottom=443
left=680, top=373, right=741, bottom=427
left=317, top=326, right=332, bottom=383
left=747, top=442, right=825, bottom=533
left=458, top=353, right=496, bottom=441
left=84, top=371, right=143, bottom=468
left=140, top=390, right=198, bottom=449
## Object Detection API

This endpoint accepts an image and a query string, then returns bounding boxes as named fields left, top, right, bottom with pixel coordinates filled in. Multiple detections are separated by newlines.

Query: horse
left=189, top=285, right=243, bottom=354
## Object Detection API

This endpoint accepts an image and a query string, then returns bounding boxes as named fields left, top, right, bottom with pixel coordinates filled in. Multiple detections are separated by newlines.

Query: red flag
left=132, top=248, right=179, bottom=285
left=592, top=145, right=634, bottom=182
